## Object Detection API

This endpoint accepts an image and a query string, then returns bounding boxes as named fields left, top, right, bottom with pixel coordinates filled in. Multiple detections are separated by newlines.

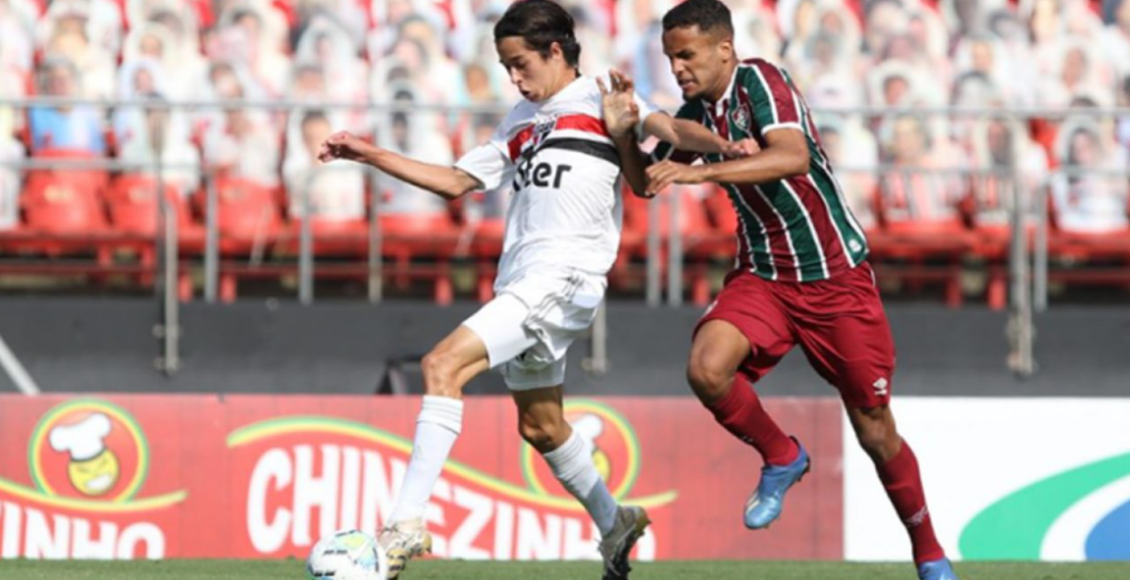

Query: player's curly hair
left=494, top=0, right=581, bottom=69
left=662, top=0, right=735, bottom=38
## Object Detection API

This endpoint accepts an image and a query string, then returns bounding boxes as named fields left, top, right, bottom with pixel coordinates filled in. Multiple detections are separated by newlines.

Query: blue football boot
left=743, top=437, right=810, bottom=529
left=918, top=558, right=960, bottom=580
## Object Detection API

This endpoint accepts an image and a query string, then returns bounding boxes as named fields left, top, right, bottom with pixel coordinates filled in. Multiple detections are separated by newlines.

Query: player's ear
left=717, top=37, right=735, bottom=62
left=549, top=41, right=565, bottom=64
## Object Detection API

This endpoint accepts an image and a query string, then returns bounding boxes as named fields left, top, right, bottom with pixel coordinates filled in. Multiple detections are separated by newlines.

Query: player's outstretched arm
left=642, top=114, right=734, bottom=155
left=647, top=128, right=809, bottom=194
left=319, top=131, right=482, bottom=200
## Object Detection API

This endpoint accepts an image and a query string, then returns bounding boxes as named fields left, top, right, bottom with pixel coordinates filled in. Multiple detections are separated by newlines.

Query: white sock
left=388, top=395, right=463, bottom=524
left=542, top=429, right=619, bottom=536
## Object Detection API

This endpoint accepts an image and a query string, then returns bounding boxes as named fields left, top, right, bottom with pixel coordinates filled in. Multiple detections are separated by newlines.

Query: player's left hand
left=646, top=160, right=708, bottom=194
left=597, top=69, right=640, bottom=139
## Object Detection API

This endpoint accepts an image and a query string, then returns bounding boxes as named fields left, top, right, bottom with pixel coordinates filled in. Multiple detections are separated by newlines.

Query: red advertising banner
left=0, top=395, right=843, bottom=561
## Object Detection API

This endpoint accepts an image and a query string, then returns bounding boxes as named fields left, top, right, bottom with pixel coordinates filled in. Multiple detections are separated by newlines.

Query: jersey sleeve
left=741, top=60, right=805, bottom=137
left=454, top=112, right=516, bottom=191
left=648, top=99, right=706, bottom=164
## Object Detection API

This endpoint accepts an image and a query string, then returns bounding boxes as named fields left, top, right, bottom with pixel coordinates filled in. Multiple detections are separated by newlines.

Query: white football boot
left=597, top=506, right=651, bottom=580
left=378, top=519, right=432, bottom=579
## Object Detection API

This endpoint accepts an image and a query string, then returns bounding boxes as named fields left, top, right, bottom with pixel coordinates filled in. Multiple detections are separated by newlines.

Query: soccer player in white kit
left=318, top=2, right=732, bottom=578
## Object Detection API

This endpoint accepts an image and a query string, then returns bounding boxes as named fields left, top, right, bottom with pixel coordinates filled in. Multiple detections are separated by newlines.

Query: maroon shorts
left=694, top=262, right=896, bottom=408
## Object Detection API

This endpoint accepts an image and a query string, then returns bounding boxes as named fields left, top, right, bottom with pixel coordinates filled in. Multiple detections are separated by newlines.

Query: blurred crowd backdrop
left=0, top=0, right=1128, bottom=302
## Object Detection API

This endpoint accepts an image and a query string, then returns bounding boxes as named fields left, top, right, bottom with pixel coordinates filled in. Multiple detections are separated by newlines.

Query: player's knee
left=421, top=349, right=461, bottom=397
left=517, top=419, right=564, bottom=454
left=686, top=356, right=733, bottom=402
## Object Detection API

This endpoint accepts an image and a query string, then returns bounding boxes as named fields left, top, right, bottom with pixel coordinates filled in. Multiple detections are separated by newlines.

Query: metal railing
left=1, top=98, right=1128, bottom=380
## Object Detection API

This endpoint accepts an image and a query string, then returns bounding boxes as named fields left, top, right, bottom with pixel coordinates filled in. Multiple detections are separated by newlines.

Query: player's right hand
left=318, top=131, right=370, bottom=163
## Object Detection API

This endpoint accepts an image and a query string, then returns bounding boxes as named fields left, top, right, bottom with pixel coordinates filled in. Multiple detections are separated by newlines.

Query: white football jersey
left=455, top=74, right=657, bottom=288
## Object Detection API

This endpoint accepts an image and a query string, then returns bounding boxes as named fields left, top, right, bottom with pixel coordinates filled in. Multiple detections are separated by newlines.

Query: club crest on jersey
left=531, top=117, right=557, bottom=147
left=731, top=105, right=751, bottom=132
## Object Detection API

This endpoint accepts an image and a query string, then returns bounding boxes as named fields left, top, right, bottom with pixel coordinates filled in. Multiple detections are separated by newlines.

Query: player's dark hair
left=661, top=0, right=734, bottom=38
left=494, top=0, right=581, bottom=69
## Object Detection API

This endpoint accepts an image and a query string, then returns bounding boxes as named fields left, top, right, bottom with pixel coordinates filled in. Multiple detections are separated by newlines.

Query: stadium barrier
left=4, top=394, right=1127, bottom=563
left=843, top=397, right=1130, bottom=562
left=0, top=394, right=843, bottom=561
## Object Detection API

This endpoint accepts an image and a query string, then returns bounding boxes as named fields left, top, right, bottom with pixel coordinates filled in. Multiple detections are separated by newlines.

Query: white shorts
left=461, top=269, right=605, bottom=391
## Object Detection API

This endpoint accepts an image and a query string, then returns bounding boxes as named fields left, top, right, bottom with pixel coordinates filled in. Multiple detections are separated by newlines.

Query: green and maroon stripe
left=740, top=60, right=868, bottom=277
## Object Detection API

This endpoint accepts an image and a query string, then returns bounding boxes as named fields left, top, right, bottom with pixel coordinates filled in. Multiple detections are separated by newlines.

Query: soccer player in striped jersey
left=606, top=1, right=959, bottom=579
left=319, top=2, right=734, bottom=579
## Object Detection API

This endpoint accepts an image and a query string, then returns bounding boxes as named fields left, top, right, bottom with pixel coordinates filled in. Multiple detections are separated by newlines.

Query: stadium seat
left=870, top=218, right=973, bottom=308
left=686, top=187, right=741, bottom=305
left=213, top=177, right=283, bottom=243
left=380, top=212, right=462, bottom=305
left=1042, top=193, right=1130, bottom=294
left=470, top=214, right=506, bottom=302
left=202, top=178, right=284, bottom=302
left=21, top=173, right=107, bottom=235
left=106, top=174, right=192, bottom=235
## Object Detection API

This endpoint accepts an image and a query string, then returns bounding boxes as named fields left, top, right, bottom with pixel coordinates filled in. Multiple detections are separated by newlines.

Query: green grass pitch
left=0, top=560, right=1128, bottom=580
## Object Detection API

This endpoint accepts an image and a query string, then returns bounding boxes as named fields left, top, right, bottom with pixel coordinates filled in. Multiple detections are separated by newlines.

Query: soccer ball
left=306, top=529, right=388, bottom=580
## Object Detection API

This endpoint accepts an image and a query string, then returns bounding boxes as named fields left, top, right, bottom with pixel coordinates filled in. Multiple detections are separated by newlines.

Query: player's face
left=662, top=26, right=733, bottom=102
left=496, top=36, right=570, bottom=103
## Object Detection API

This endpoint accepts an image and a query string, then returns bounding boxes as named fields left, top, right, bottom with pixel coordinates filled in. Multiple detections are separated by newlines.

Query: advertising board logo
left=0, top=399, right=187, bottom=559
left=520, top=400, right=644, bottom=503
left=960, top=450, right=1130, bottom=561
left=227, top=399, right=678, bottom=560
left=31, top=401, right=147, bottom=501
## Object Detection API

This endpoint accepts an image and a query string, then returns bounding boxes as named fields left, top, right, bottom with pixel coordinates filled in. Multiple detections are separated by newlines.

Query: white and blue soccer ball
left=306, top=529, right=389, bottom=580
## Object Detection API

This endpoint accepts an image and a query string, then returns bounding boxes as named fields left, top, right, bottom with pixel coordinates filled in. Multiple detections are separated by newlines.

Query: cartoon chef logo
left=572, top=413, right=612, bottom=483
left=29, top=400, right=149, bottom=502
left=48, top=413, right=120, bottom=497
left=522, top=400, right=642, bottom=501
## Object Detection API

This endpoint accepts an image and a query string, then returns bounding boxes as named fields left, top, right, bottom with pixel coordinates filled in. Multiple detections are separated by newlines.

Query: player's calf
left=517, top=411, right=571, bottom=453
left=848, top=405, right=902, bottom=464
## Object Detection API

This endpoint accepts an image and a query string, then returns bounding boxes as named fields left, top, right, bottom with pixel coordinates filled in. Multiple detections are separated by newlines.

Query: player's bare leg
left=381, top=325, right=490, bottom=579
left=848, top=406, right=958, bottom=580
left=686, top=320, right=807, bottom=529
left=514, top=387, right=650, bottom=580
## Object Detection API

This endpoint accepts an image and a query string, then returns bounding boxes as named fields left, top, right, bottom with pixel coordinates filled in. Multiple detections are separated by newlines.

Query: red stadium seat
left=1041, top=193, right=1130, bottom=294
left=21, top=174, right=106, bottom=234
left=214, top=178, right=282, bottom=242
left=870, top=213, right=973, bottom=308
left=27, top=149, right=110, bottom=193
left=106, top=174, right=192, bottom=235
left=203, top=178, right=284, bottom=301
left=380, top=212, right=462, bottom=305
left=470, top=215, right=506, bottom=301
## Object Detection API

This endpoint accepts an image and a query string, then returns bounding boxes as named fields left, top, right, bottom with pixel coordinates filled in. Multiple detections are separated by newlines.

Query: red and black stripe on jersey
left=506, top=114, right=619, bottom=166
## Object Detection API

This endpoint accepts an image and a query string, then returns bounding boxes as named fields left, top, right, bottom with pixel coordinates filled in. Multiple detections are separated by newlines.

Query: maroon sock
left=704, top=374, right=798, bottom=466
left=876, top=440, right=946, bottom=565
